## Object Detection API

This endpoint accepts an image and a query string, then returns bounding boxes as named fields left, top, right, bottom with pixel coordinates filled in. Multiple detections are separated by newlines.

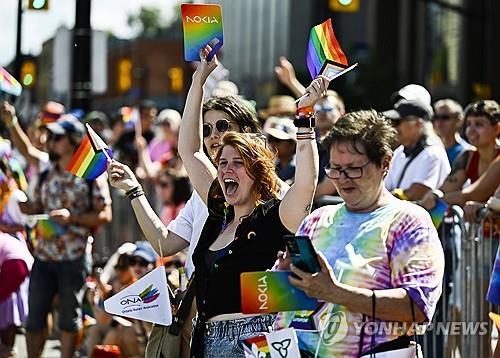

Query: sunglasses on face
left=432, top=114, right=453, bottom=121
left=324, top=161, right=371, bottom=180
left=314, top=104, right=335, bottom=113
left=131, top=257, right=150, bottom=267
left=202, top=119, right=235, bottom=138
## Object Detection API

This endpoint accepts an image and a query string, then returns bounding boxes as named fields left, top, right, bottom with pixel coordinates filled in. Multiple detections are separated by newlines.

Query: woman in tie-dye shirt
left=275, top=110, right=445, bottom=357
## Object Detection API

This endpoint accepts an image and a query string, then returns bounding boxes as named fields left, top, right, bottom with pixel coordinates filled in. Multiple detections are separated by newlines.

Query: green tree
left=127, top=6, right=163, bottom=38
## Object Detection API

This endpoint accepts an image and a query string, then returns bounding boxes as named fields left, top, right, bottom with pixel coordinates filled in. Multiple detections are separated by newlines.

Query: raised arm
left=107, top=161, right=189, bottom=256
left=274, top=56, right=307, bottom=98
left=279, top=77, right=325, bottom=232
left=0, top=101, right=47, bottom=167
left=177, top=48, right=218, bottom=205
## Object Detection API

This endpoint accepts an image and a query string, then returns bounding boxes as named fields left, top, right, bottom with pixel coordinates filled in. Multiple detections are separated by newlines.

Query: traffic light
left=20, top=60, right=36, bottom=88
left=168, top=67, right=184, bottom=93
left=117, top=58, right=132, bottom=93
left=329, top=0, right=360, bottom=12
left=28, top=0, right=49, bottom=11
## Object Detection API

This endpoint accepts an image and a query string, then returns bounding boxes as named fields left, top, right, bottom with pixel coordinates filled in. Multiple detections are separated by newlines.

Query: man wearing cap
left=384, top=99, right=450, bottom=200
left=14, top=116, right=112, bottom=358
left=263, top=116, right=297, bottom=183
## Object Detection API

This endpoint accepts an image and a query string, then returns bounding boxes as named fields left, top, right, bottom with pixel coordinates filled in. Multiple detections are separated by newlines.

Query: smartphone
left=284, top=235, right=321, bottom=274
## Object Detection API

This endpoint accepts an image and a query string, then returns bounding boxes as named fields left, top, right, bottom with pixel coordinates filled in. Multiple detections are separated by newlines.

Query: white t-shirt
left=167, top=182, right=290, bottom=279
left=385, top=144, right=450, bottom=191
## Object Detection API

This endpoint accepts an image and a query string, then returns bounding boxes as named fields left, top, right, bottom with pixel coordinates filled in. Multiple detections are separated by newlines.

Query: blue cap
left=132, top=241, right=158, bottom=263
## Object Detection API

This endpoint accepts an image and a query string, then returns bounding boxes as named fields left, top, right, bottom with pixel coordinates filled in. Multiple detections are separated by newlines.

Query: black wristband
left=129, top=190, right=145, bottom=200
left=293, top=115, right=316, bottom=128
left=125, top=186, right=141, bottom=197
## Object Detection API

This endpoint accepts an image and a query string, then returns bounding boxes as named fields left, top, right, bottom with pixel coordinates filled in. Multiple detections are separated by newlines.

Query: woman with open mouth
left=177, top=46, right=325, bottom=357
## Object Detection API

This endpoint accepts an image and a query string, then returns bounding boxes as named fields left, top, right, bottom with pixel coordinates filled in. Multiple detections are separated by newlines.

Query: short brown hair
left=464, top=100, right=500, bottom=124
left=215, top=132, right=280, bottom=203
left=322, top=110, right=397, bottom=166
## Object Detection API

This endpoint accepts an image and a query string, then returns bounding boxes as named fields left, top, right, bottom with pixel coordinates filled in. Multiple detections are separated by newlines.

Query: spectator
left=84, top=111, right=111, bottom=143
left=155, top=168, right=191, bottom=226
left=391, top=83, right=432, bottom=106
left=258, top=95, right=296, bottom=122
left=432, top=99, right=473, bottom=165
left=148, top=109, right=181, bottom=163
left=0, top=233, right=33, bottom=358
left=263, top=116, right=297, bottom=184
left=421, top=100, right=500, bottom=210
left=10, top=116, right=112, bottom=358
left=0, top=159, right=27, bottom=240
left=275, top=110, right=444, bottom=357
left=130, top=241, right=158, bottom=279
left=384, top=99, right=450, bottom=200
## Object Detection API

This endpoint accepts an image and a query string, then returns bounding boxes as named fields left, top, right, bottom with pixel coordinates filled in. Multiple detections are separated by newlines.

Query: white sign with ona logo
left=104, top=266, right=172, bottom=325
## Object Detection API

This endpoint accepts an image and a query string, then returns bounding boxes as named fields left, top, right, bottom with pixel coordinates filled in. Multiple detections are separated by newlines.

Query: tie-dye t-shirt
left=274, top=199, right=444, bottom=357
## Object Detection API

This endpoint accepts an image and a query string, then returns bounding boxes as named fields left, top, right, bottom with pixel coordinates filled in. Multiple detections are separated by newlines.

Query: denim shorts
left=203, top=314, right=275, bottom=358
left=26, top=257, right=88, bottom=332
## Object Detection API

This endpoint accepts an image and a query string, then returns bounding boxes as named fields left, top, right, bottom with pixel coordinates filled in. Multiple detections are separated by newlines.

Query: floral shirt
left=274, top=199, right=444, bottom=357
left=33, top=167, right=111, bottom=261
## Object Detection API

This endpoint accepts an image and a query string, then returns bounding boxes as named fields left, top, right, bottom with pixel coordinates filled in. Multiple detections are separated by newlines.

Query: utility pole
left=71, top=0, right=92, bottom=112
left=14, top=0, right=23, bottom=79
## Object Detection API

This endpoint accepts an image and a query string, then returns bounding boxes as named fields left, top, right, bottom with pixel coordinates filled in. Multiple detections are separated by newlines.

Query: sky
left=0, top=0, right=181, bottom=66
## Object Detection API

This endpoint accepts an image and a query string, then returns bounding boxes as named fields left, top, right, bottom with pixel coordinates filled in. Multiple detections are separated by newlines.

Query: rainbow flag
left=306, top=18, right=349, bottom=79
left=428, top=198, right=449, bottom=229
left=0, top=66, right=22, bottom=96
left=121, top=106, right=140, bottom=129
left=35, top=218, right=67, bottom=238
left=67, top=124, right=112, bottom=179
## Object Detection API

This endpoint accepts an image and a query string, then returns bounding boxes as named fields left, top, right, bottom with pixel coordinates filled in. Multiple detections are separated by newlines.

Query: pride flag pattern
left=240, top=271, right=317, bottom=314
left=0, top=66, right=22, bottom=96
left=67, top=124, right=112, bottom=180
left=181, top=4, right=223, bottom=61
left=35, top=218, right=67, bottom=239
left=138, top=284, right=160, bottom=304
left=306, top=18, right=348, bottom=79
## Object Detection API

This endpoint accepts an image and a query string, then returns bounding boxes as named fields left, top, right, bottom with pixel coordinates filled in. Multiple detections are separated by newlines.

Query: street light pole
left=14, top=0, right=23, bottom=79
left=71, top=0, right=92, bottom=112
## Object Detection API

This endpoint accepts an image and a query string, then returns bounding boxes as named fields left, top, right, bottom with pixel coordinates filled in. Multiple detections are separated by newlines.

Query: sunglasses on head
left=131, top=257, right=150, bottom=267
left=202, top=119, right=235, bottom=138
left=432, top=114, right=453, bottom=121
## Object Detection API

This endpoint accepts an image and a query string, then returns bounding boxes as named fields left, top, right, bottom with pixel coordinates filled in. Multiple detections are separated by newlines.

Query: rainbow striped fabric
left=35, top=218, right=67, bottom=238
left=0, top=66, right=22, bottom=96
left=67, top=124, right=112, bottom=179
left=306, top=18, right=348, bottom=79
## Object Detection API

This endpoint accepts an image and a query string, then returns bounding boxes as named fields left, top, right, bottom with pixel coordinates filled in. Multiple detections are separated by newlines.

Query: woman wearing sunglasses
left=174, top=46, right=324, bottom=357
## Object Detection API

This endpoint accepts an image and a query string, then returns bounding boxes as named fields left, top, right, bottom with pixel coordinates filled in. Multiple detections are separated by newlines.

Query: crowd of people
left=0, top=46, right=499, bottom=358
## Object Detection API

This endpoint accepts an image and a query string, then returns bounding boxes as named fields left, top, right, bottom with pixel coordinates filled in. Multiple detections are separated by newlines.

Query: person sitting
left=275, top=110, right=444, bottom=357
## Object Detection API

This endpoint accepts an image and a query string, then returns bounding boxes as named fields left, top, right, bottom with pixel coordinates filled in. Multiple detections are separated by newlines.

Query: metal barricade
left=418, top=206, right=499, bottom=357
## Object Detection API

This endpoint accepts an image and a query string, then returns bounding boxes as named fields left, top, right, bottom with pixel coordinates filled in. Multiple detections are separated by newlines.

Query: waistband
left=204, top=314, right=275, bottom=339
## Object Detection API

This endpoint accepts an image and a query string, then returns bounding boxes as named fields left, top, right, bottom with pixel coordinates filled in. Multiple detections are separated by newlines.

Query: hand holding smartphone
left=284, top=235, right=321, bottom=274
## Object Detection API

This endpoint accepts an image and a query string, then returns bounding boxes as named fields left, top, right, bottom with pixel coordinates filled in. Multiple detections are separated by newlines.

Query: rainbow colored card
left=241, top=335, right=271, bottom=358
left=181, top=4, right=223, bottom=61
left=428, top=198, right=449, bottom=229
left=35, top=218, right=67, bottom=239
left=241, top=271, right=318, bottom=314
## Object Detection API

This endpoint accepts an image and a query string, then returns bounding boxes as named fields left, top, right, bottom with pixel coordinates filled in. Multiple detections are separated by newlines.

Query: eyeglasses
left=314, top=104, right=335, bottom=114
left=432, top=114, right=453, bottom=121
left=202, top=119, right=236, bottom=138
left=324, top=161, right=372, bottom=180
left=131, top=257, right=150, bottom=267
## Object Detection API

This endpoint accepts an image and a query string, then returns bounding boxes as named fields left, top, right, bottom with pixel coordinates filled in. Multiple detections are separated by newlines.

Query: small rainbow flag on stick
left=306, top=19, right=357, bottom=80
left=0, top=66, right=22, bottom=96
left=67, top=124, right=113, bottom=179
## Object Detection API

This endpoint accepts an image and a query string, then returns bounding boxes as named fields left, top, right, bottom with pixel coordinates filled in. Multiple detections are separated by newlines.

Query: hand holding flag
left=67, top=124, right=113, bottom=179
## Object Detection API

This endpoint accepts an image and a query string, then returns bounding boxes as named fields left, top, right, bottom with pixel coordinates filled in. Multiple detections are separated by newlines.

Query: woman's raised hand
left=193, top=45, right=219, bottom=84
left=298, top=76, right=330, bottom=108
left=107, top=160, right=141, bottom=192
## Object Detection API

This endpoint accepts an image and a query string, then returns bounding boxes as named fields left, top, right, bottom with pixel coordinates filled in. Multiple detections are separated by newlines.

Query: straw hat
left=259, top=95, right=296, bottom=119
